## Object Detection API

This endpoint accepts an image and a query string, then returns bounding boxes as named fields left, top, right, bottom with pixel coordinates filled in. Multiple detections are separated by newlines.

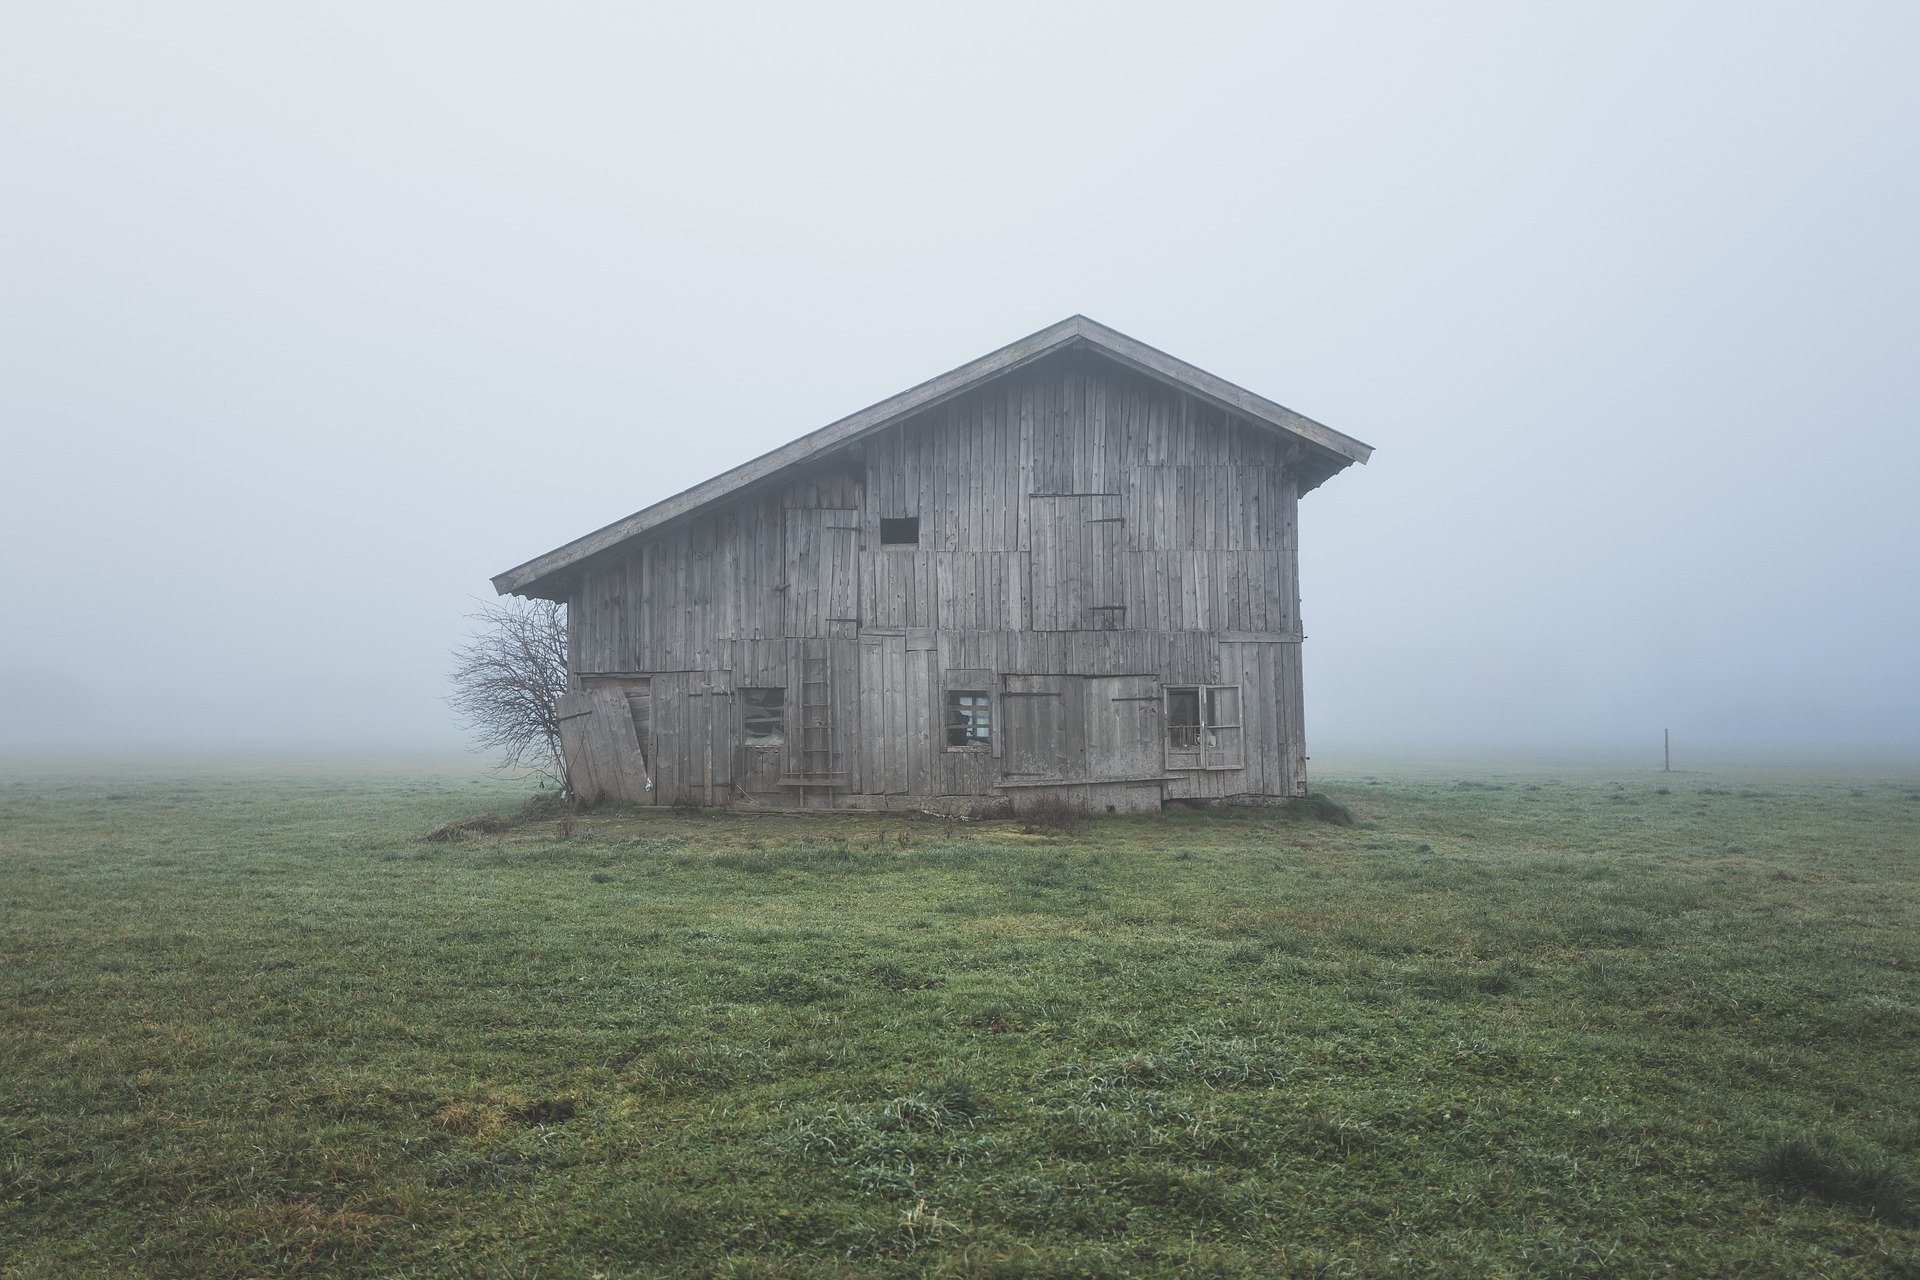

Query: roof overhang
left=493, top=315, right=1372, bottom=599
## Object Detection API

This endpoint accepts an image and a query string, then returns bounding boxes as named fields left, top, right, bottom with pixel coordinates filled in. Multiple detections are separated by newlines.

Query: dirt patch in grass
left=422, top=814, right=517, bottom=842
left=1755, top=1134, right=1916, bottom=1222
left=514, top=1097, right=578, bottom=1126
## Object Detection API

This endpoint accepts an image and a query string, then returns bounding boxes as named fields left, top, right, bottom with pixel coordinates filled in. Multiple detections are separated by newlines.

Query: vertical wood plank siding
left=567, top=351, right=1312, bottom=805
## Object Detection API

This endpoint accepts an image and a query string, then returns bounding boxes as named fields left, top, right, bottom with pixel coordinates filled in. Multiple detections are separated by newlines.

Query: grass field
left=2, top=759, right=1917, bottom=1278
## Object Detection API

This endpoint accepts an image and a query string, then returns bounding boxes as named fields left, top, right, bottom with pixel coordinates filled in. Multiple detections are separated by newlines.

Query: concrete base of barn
left=660, top=781, right=1310, bottom=816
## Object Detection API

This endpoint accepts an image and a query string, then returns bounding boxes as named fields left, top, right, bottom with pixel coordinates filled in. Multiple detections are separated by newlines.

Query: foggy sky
left=3, top=2, right=1916, bottom=759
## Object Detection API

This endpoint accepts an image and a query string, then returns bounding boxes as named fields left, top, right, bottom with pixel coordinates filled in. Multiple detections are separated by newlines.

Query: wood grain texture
left=492, top=317, right=1368, bottom=597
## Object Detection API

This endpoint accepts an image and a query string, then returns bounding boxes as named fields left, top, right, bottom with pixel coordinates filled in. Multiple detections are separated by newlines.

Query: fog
left=3, top=3, right=1915, bottom=763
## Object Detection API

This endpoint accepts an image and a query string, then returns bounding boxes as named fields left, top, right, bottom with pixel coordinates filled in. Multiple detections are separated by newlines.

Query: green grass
left=1, top=761, right=1917, bottom=1277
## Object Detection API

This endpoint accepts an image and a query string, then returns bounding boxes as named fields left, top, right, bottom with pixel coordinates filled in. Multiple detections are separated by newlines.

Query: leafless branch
left=447, top=598, right=569, bottom=789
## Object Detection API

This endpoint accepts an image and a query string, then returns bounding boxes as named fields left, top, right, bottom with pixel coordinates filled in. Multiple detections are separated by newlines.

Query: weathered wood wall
left=562, top=350, right=1310, bottom=809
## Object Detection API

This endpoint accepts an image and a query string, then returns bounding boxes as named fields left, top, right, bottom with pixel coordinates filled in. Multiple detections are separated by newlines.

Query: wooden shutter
left=784, top=508, right=859, bottom=637
left=1027, top=494, right=1122, bottom=631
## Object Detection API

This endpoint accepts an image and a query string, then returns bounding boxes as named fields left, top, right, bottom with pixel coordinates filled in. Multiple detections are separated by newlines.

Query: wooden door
left=1084, top=675, right=1163, bottom=781
left=650, top=675, right=734, bottom=806
left=689, top=686, right=733, bottom=806
left=858, top=633, right=910, bottom=794
left=1001, top=674, right=1071, bottom=781
left=555, top=683, right=648, bottom=804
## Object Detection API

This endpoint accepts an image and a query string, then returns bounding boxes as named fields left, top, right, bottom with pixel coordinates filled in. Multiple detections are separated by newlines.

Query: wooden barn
left=492, top=316, right=1372, bottom=812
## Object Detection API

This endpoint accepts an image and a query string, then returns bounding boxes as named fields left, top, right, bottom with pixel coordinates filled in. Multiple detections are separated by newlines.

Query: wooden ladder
left=798, top=644, right=835, bottom=795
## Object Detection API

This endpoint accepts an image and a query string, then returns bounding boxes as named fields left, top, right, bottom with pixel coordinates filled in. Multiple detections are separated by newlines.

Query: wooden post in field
left=1664, top=729, right=1670, bottom=773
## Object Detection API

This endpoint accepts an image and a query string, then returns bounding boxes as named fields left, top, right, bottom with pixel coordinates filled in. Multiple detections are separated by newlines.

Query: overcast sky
left=2, top=2, right=1915, bottom=760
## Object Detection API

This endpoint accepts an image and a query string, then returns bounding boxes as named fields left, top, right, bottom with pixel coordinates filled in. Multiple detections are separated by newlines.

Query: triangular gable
left=493, top=315, right=1371, bottom=597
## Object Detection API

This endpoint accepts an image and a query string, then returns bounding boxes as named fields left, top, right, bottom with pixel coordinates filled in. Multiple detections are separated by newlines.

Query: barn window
left=1167, top=688, right=1202, bottom=751
left=879, top=516, right=920, bottom=546
left=944, top=689, right=992, bottom=749
left=741, top=688, right=785, bottom=746
left=1165, top=685, right=1243, bottom=770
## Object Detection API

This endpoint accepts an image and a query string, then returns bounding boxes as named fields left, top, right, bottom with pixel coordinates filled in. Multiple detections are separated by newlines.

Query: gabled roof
left=493, top=315, right=1372, bottom=598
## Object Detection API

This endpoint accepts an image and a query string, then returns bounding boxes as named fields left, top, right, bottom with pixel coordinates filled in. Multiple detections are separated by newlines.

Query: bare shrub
left=520, top=791, right=577, bottom=821
left=447, top=598, right=568, bottom=789
left=1020, top=792, right=1091, bottom=834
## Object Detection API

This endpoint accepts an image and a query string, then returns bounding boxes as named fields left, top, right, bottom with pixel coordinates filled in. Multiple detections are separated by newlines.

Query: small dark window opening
left=623, top=687, right=652, bottom=770
left=1166, top=687, right=1202, bottom=751
left=742, top=688, right=786, bottom=745
left=879, top=517, right=921, bottom=546
left=944, top=689, right=991, bottom=748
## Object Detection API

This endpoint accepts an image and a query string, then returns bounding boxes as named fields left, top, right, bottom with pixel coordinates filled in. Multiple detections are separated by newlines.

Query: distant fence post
left=1664, top=729, right=1670, bottom=773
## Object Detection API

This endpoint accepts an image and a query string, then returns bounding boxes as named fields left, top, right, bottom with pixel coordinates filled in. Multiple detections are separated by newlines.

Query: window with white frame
left=1164, top=685, right=1243, bottom=769
left=944, top=689, right=992, bottom=749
